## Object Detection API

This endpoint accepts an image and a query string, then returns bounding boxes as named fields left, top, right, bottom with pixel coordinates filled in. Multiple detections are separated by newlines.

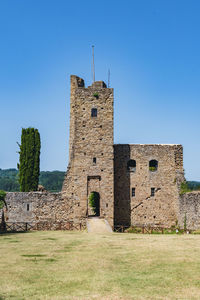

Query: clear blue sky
left=0, top=0, right=200, bottom=180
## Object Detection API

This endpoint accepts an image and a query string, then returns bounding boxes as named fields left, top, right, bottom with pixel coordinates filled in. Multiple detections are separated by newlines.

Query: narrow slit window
left=93, top=157, right=96, bottom=164
left=132, top=188, right=136, bottom=197
left=27, top=204, right=30, bottom=211
left=151, top=188, right=155, bottom=197
left=91, top=108, right=97, bottom=117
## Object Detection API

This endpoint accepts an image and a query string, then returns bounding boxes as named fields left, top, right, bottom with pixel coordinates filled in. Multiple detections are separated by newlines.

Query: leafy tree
left=39, top=171, right=65, bottom=192
left=0, top=169, right=65, bottom=192
left=0, top=190, right=6, bottom=209
left=89, top=192, right=100, bottom=216
left=18, top=128, right=41, bottom=192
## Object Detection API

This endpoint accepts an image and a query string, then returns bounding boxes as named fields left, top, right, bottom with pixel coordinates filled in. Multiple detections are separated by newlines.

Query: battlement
left=70, top=75, right=107, bottom=89
left=89, top=81, right=107, bottom=88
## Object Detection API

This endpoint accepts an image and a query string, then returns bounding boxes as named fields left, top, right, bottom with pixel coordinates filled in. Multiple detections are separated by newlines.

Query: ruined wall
left=5, top=192, right=86, bottom=230
left=62, top=76, right=114, bottom=227
left=114, top=144, right=184, bottom=228
left=178, top=192, right=200, bottom=230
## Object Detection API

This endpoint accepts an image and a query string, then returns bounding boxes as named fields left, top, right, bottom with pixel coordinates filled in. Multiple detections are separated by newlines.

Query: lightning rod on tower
left=92, top=45, right=95, bottom=83
left=108, top=68, right=110, bottom=88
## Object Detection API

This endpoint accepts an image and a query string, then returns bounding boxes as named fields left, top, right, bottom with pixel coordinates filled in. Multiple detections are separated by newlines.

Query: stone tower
left=62, top=75, right=114, bottom=228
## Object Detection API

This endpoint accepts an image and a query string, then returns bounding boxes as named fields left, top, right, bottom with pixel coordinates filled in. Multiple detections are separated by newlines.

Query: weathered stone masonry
left=178, top=192, right=200, bottom=230
left=114, top=144, right=184, bottom=228
left=3, top=74, right=200, bottom=230
left=5, top=192, right=86, bottom=230
left=62, top=76, right=114, bottom=227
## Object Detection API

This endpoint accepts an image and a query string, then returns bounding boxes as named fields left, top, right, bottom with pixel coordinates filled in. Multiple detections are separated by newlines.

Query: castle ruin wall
left=178, top=192, right=200, bottom=230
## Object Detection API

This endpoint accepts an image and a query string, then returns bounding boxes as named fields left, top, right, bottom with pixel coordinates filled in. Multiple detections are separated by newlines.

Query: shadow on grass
left=0, top=231, right=30, bottom=236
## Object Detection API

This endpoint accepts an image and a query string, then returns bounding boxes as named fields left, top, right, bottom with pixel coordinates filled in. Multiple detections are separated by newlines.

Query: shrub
left=149, top=166, right=157, bottom=172
left=126, top=226, right=142, bottom=233
left=180, top=182, right=192, bottom=195
left=93, top=92, right=99, bottom=99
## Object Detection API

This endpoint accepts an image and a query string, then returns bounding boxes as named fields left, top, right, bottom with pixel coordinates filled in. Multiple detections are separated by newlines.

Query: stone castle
left=3, top=75, right=200, bottom=230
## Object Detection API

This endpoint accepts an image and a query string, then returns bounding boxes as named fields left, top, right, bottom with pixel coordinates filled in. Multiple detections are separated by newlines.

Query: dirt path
left=87, top=217, right=113, bottom=233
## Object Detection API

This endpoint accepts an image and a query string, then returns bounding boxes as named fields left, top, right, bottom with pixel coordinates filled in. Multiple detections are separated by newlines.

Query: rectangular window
left=151, top=188, right=155, bottom=197
left=27, top=204, right=30, bottom=211
left=91, top=108, right=97, bottom=117
left=93, top=157, right=96, bottom=164
left=132, top=188, right=135, bottom=197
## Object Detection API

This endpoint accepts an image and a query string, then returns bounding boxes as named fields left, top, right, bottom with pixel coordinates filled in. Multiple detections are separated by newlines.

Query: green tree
left=89, top=192, right=100, bottom=216
left=0, top=190, right=6, bottom=209
left=18, top=128, right=41, bottom=192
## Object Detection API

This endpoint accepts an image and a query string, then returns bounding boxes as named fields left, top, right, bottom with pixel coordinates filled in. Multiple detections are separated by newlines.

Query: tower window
left=149, top=160, right=158, bottom=172
left=127, top=160, right=136, bottom=172
left=151, top=188, right=155, bottom=197
left=27, top=204, right=30, bottom=211
left=91, top=108, right=97, bottom=117
left=132, top=188, right=136, bottom=197
left=93, top=157, right=96, bottom=164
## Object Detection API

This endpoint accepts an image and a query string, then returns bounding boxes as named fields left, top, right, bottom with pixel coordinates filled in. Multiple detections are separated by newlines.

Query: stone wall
left=62, top=76, right=114, bottom=228
left=178, top=192, right=200, bottom=230
left=4, top=192, right=86, bottom=230
left=114, top=144, right=185, bottom=228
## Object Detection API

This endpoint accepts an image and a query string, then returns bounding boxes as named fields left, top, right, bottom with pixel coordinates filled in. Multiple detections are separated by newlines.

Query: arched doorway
left=88, top=192, right=100, bottom=217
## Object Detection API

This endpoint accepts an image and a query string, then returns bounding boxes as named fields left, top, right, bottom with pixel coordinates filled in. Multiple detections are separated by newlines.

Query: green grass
left=1, top=231, right=200, bottom=299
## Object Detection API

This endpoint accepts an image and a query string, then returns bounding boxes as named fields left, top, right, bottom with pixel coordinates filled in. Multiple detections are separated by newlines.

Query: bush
left=126, top=227, right=142, bottom=233
left=93, top=92, right=99, bottom=98
left=180, top=182, right=192, bottom=195
left=149, top=166, right=157, bottom=172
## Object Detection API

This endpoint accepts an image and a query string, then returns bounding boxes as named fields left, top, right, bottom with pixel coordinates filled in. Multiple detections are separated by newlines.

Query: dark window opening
left=149, top=160, right=158, bottom=172
left=106, top=203, right=108, bottom=208
left=132, top=188, right=136, bottom=197
left=91, top=108, right=97, bottom=117
left=101, top=153, right=103, bottom=156
left=82, top=137, right=85, bottom=140
left=127, top=160, right=136, bottom=172
left=151, top=188, right=155, bottom=197
left=27, top=204, right=30, bottom=211
left=93, top=157, right=96, bottom=164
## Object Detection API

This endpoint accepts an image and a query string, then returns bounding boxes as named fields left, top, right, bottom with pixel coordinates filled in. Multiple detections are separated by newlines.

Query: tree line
left=0, top=169, right=65, bottom=193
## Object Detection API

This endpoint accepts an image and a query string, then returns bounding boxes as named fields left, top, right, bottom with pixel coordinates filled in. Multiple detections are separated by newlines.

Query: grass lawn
left=0, top=231, right=200, bottom=299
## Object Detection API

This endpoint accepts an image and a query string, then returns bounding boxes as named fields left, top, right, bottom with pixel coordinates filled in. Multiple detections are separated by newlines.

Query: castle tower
left=62, top=75, right=114, bottom=228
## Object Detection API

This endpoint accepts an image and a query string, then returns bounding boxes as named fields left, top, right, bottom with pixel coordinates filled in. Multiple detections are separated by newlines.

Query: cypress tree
left=18, top=128, right=41, bottom=192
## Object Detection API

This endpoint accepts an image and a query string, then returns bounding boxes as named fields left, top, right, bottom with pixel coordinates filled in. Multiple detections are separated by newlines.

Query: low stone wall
left=4, top=192, right=87, bottom=231
left=179, top=192, right=200, bottom=230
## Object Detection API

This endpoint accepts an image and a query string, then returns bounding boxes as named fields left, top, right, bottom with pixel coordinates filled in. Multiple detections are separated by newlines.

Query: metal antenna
left=108, top=68, right=110, bottom=88
left=92, top=45, right=95, bottom=82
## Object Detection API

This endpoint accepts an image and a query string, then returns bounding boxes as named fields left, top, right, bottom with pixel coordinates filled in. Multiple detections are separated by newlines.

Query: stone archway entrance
left=87, top=176, right=101, bottom=217
left=88, top=192, right=100, bottom=217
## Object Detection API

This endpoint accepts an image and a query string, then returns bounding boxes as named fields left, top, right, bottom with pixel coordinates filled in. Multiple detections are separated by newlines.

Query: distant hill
left=0, top=169, right=65, bottom=192
left=187, top=181, right=200, bottom=191
left=0, top=168, right=199, bottom=193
